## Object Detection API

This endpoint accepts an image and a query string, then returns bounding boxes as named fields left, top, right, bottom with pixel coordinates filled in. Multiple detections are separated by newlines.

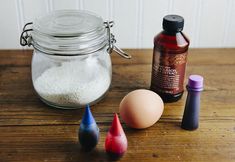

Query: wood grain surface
left=0, top=49, right=235, bottom=162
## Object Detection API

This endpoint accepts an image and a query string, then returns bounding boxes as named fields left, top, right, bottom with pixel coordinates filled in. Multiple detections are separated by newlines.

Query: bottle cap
left=163, top=15, right=184, bottom=32
left=188, top=75, right=204, bottom=89
left=109, top=113, right=124, bottom=136
left=81, top=105, right=96, bottom=125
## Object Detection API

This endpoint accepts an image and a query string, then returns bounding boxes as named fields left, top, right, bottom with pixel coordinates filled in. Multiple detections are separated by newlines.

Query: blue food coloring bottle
left=78, top=105, right=99, bottom=151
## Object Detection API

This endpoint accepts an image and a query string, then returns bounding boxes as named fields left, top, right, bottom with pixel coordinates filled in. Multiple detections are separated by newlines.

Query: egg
left=119, top=89, right=164, bottom=129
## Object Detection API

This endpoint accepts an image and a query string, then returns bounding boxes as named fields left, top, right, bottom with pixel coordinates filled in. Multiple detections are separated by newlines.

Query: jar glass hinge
left=20, top=22, right=33, bottom=46
left=104, top=21, right=131, bottom=59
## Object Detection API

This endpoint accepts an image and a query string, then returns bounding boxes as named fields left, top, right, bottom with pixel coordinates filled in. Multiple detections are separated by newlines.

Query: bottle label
left=151, top=50, right=187, bottom=94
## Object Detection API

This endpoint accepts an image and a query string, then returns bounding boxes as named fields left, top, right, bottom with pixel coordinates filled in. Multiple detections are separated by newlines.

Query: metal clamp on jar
left=20, top=10, right=131, bottom=109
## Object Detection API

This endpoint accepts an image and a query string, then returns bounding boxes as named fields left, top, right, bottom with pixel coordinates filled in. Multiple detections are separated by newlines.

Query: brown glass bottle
left=150, top=15, right=190, bottom=102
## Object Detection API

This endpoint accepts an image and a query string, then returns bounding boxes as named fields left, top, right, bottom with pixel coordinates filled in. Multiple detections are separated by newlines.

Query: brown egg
left=119, top=89, right=164, bottom=129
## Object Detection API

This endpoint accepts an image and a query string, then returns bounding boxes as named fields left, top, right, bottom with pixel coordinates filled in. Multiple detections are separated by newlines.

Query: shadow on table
left=64, top=143, right=115, bottom=162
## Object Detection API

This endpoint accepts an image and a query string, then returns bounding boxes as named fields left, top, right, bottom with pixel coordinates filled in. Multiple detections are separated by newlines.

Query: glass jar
left=20, top=10, right=131, bottom=109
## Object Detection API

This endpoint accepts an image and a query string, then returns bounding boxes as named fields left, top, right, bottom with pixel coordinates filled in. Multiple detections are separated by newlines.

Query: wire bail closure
left=20, top=21, right=131, bottom=59
left=104, top=21, right=131, bottom=59
left=20, top=22, right=33, bottom=46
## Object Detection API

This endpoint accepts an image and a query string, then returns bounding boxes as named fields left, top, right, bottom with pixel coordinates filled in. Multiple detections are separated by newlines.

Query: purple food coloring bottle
left=181, top=75, right=203, bottom=130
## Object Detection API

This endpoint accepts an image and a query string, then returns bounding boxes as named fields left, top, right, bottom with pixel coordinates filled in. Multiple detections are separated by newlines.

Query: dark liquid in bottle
left=150, top=15, right=189, bottom=102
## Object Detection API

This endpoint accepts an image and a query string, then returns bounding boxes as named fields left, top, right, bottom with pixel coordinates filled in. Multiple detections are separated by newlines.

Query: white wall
left=0, top=0, right=235, bottom=49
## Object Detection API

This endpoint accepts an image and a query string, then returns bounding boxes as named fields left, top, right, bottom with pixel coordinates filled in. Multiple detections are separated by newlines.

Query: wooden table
left=0, top=49, right=235, bottom=162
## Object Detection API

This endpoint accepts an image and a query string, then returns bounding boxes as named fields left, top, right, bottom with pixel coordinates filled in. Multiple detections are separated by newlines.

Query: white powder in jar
left=34, top=59, right=111, bottom=107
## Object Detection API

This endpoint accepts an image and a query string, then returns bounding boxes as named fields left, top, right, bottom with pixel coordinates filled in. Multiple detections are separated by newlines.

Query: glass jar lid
left=31, top=10, right=108, bottom=55
left=20, top=10, right=131, bottom=59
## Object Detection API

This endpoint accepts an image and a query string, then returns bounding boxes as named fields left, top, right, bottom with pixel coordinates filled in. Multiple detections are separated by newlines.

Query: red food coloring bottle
left=150, top=15, right=190, bottom=102
left=105, top=113, right=128, bottom=159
